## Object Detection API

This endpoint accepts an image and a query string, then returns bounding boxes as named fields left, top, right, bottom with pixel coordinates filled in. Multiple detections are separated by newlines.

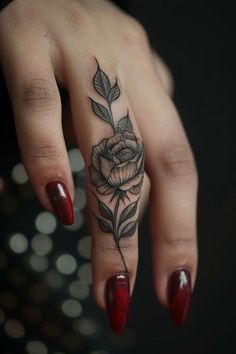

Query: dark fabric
left=0, top=0, right=14, bottom=11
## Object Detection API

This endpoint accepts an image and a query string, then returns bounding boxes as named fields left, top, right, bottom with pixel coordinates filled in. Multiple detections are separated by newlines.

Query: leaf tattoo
left=93, top=59, right=111, bottom=100
left=90, top=99, right=112, bottom=124
left=119, top=199, right=139, bottom=225
left=109, top=81, right=120, bottom=103
left=97, top=198, right=113, bottom=221
left=97, top=218, right=113, bottom=233
left=116, top=114, right=133, bottom=133
left=119, top=220, right=138, bottom=239
left=89, top=58, right=144, bottom=273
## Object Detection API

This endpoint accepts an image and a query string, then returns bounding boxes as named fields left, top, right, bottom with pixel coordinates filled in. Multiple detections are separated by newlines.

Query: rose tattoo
left=90, top=132, right=144, bottom=197
left=89, top=59, right=144, bottom=272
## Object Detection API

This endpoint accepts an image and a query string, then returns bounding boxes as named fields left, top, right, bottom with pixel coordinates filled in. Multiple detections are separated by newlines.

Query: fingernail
left=105, top=273, right=130, bottom=333
left=168, top=269, right=191, bottom=326
left=46, top=181, right=74, bottom=225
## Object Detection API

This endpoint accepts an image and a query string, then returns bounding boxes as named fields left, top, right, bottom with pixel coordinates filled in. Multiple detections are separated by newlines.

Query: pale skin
left=0, top=0, right=198, bottom=317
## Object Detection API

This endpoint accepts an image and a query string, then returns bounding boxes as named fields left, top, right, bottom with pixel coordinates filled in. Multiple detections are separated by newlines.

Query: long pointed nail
left=105, top=273, right=130, bottom=333
left=46, top=181, right=74, bottom=225
left=168, top=269, right=191, bottom=326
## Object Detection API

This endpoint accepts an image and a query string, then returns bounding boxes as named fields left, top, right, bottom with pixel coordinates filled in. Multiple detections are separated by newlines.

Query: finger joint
left=159, top=141, right=197, bottom=180
left=21, top=78, right=59, bottom=112
left=29, top=141, right=64, bottom=163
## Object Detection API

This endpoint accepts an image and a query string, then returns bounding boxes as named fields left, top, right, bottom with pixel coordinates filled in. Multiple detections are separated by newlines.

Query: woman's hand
left=0, top=0, right=198, bottom=332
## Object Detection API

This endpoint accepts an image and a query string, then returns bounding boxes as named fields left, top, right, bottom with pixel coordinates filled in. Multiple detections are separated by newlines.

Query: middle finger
left=62, top=54, right=145, bottom=333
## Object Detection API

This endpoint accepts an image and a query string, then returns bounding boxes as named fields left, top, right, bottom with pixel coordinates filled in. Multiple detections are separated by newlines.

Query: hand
left=0, top=0, right=198, bottom=332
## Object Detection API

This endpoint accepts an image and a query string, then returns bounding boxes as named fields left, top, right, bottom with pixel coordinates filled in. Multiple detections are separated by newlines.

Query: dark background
left=1, top=0, right=236, bottom=353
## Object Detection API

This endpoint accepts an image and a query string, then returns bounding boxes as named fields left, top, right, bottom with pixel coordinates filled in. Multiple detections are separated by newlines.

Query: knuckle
left=119, top=238, right=137, bottom=251
left=21, top=78, right=59, bottom=111
left=29, top=141, right=63, bottom=162
left=103, top=239, right=136, bottom=253
left=0, top=1, right=39, bottom=29
left=65, top=0, right=88, bottom=31
left=164, top=227, right=195, bottom=251
left=164, top=237, right=195, bottom=250
left=160, top=141, right=197, bottom=179
left=123, top=16, right=149, bottom=47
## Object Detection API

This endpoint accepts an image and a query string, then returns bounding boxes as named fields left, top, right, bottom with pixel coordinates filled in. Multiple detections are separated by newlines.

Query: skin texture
left=0, top=0, right=198, bottom=326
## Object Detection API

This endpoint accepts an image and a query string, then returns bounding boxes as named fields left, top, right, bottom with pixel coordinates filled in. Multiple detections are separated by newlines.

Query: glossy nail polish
left=168, top=269, right=191, bottom=326
left=46, top=181, right=74, bottom=225
left=105, top=273, right=130, bottom=333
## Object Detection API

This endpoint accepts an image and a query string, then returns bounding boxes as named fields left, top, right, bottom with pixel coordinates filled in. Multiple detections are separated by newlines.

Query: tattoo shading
left=89, top=59, right=144, bottom=272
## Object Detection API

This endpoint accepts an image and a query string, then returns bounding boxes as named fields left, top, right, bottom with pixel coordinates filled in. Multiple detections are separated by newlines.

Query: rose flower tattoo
left=89, top=59, right=144, bottom=272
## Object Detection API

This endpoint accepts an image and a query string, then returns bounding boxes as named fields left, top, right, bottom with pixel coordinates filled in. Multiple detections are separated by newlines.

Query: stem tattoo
left=89, top=59, right=144, bottom=272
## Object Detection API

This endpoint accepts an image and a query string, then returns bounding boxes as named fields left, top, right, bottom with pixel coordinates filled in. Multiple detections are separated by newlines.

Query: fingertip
left=46, top=180, right=74, bottom=225
left=27, top=166, right=75, bottom=226
left=105, top=272, right=130, bottom=333
left=167, top=268, right=192, bottom=326
left=153, top=262, right=197, bottom=327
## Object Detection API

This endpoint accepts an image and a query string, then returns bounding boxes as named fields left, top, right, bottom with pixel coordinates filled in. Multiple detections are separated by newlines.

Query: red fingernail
left=168, top=269, right=191, bottom=326
left=105, top=273, right=130, bottom=333
left=46, top=181, right=74, bottom=225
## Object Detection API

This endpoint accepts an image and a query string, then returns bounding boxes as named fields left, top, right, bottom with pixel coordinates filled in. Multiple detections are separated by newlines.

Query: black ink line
left=89, top=58, right=144, bottom=273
